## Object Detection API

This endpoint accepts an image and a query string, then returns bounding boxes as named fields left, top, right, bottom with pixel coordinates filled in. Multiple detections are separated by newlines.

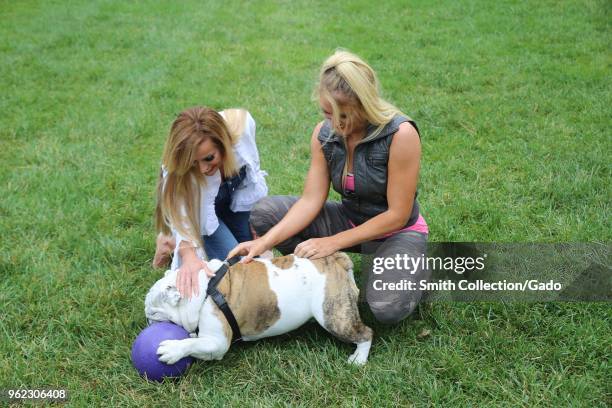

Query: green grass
left=0, top=0, right=610, bottom=406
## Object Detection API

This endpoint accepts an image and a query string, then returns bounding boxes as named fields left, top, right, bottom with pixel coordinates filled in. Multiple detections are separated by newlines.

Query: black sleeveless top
left=317, top=115, right=420, bottom=227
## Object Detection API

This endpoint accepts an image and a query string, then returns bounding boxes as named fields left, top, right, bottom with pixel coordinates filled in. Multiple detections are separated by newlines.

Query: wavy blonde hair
left=155, top=107, right=246, bottom=246
left=316, top=49, right=406, bottom=143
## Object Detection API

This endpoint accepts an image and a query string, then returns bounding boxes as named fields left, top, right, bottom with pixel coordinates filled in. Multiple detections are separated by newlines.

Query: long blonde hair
left=154, top=107, right=246, bottom=246
left=315, top=50, right=408, bottom=183
left=316, top=49, right=406, bottom=143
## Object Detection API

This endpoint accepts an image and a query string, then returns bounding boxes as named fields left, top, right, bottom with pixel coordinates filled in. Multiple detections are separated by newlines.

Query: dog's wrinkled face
left=144, top=260, right=225, bottom=333
left=144, top=269, right=208, bottom=333
left=145, top=270, right=181, bottom=324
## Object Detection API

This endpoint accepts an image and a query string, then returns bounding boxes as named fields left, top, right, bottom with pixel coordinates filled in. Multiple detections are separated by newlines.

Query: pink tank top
left=344, top=173, right=429, bottom=236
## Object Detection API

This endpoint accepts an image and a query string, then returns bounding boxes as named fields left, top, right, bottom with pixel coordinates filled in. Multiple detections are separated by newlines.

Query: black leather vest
left=317, top=115, right=420, bottom=227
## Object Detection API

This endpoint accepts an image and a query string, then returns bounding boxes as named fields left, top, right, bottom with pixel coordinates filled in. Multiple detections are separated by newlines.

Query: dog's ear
left=164, top=285, right=181, bottom=306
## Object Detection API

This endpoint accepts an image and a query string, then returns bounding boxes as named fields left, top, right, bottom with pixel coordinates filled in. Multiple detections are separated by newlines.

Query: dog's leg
left=311, top=308, right=373, bottom=365
left=347, top=339, right=372, bottom=365
left=312, top=274, right=373, bottom=365
left=157, top=335, right=229, bottom=364
left=158, top=300, right=232, bottom=364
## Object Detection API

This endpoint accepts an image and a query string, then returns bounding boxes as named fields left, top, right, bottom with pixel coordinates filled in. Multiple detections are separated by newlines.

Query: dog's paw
left=347, top=351, right=368, bottom=366
left=157, top=339, right=187, bottom=365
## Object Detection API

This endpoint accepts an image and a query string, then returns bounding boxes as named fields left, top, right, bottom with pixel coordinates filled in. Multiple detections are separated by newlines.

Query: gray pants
left=250, top=196, right=430, bottom=324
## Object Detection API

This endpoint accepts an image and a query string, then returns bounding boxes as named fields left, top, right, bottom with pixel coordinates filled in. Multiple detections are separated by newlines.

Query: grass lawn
left=0, top=0, right=610, bottom=406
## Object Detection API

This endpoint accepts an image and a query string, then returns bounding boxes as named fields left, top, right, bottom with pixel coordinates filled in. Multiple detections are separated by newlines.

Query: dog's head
left=144, top=260, right=225, bottom=333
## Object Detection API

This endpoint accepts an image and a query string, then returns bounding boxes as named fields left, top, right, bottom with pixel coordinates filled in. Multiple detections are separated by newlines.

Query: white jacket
left=164, top=110, right=267, bottom=269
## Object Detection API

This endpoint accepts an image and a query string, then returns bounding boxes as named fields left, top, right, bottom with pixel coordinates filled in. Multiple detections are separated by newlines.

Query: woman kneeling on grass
left=153, top=107, right=268, bottom=298
left=229, top=50, right=430, bottom=324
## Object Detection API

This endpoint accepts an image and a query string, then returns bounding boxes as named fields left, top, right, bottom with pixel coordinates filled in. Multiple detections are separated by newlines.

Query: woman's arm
left=228, top=122, right=331, bottom=261
left=294, top=122, right=421, bottom=257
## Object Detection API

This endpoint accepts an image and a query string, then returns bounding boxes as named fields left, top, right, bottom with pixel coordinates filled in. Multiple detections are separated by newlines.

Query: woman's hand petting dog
left=176, top=257, right=215, bottom=299
left=294, top=237, right=340, bottom=259
left=228, top=237, right=271, bottom=263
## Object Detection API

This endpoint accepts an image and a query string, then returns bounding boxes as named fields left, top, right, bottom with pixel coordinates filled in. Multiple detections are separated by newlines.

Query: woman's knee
left=366, top=232, right=429, bottom=324
left=250, top=195, right=297, bottom=235
left=368, top=299, right=419, bottom=324
left=251, top=196, right=276, bottom=219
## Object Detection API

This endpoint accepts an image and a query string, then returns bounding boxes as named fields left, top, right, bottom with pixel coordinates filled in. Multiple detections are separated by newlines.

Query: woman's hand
left=227, top=238, right=271, bottom=263
left=153, top=233, right=176, bottom=268
left=294, top=237, right=340, bottom=259
left=176, top=257, right=215, bottom=299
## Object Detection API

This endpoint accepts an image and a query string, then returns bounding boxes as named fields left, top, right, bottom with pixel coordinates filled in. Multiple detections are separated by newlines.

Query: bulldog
left=145, top=252, right=373, bottom=365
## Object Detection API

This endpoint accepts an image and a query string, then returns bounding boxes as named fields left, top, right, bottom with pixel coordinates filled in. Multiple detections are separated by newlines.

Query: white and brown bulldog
left=145, top=252, right=373, bottom=365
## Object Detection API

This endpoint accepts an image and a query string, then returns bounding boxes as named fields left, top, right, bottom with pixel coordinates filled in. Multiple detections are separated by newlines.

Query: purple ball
left=131, top=322, right=194, bottom=382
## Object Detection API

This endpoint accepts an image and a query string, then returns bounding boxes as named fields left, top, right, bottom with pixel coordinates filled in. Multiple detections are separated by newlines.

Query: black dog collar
left=206, top=256, right=243, bottom=343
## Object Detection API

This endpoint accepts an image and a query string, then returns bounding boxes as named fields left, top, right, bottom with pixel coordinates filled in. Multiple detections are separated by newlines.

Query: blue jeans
left=202, top=170, right=252, bottom=260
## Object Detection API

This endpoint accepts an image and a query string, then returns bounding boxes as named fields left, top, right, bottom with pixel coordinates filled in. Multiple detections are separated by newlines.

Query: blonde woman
left=229, top=51, right=430, bottom=324
left=154, top=107, right=267, bottom=298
